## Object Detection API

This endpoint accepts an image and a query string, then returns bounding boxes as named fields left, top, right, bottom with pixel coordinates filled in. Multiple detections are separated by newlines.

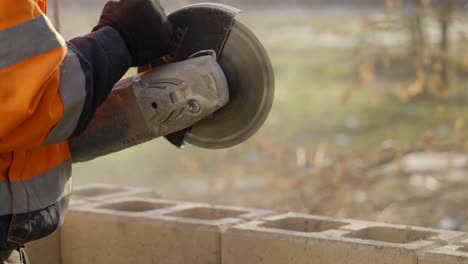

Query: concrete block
left=222, top=213, right=468, bottom=264
left=336, top=217, right=466, bottom=244
left=419, top=239, right=468, bottom=264
left=61, top=199, right=268, bottom=264
left=25, top=198, right=88, bottom=264
left=26, top=230, right=61, bottom=264
left=71, top=184, right=153, bottom=202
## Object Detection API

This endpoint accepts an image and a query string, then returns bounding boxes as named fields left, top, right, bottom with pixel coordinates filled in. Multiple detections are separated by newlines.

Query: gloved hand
left=94, top=0, right=177, bottom=67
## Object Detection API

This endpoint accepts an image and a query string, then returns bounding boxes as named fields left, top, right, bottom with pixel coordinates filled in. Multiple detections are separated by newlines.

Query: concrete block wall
left=26, top=184, right=468, bottom=264
left=222, top=213, right=467, bottom=264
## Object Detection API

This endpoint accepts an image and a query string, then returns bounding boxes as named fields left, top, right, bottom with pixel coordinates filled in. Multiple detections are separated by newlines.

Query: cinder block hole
left=260, top=217, right=348, bottom=233
left=167, top=207, right=249, bottom=220
left=98, top=201, right=172, bottom=212
left=345, top=227, right=438, bottom=244
left=72, top=187, right=126, bottom=197
left=457, top=246, right=468, bottom=253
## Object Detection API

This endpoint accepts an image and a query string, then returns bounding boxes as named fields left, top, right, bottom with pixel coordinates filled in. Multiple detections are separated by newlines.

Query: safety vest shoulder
left=0, top=0, right=86, bottom=246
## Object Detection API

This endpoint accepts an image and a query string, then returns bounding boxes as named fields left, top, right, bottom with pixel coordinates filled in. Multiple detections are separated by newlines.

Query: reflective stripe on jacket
left=0, top=0, right=86, bottom=247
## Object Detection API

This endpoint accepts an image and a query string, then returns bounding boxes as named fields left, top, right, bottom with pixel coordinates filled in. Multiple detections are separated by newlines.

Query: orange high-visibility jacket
left=0, top=0, right=84, bottom=246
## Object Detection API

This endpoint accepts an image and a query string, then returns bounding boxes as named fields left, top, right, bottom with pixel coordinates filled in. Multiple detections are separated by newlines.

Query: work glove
left=94, top=0, right=177, bottom=67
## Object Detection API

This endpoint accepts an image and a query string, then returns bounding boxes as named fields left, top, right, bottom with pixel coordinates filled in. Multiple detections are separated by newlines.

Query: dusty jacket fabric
left=0, top=0, right=131, bottom=249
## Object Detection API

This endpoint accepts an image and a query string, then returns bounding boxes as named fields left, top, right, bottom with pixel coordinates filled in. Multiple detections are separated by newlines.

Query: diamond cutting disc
left=184, top=20, right=275, bottom=149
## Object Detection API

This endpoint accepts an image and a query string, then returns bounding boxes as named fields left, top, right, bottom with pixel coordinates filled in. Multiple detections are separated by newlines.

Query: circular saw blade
left=185, top=20, right=275, bottom=149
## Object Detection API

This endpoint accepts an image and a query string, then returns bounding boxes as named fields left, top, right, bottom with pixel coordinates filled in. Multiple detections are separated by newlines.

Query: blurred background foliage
left=54, top=0, right=468, bottom=231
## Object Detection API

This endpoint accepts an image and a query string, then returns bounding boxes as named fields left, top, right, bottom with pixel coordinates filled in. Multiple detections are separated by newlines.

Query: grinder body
left=69, top=55, right=228, bottom=162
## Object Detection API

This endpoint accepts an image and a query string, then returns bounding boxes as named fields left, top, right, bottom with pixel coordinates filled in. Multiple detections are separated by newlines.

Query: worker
left=0, top=0, right=177, bottom=263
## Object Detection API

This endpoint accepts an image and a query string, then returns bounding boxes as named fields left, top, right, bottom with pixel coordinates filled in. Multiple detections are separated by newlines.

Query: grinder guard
left=163, top=3, right=275, bottom=149
left=154, top=3, right=242, bottom=147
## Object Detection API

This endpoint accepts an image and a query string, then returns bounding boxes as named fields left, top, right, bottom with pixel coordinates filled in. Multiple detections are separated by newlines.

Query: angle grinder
left=69, top=3, right=275, bottom=162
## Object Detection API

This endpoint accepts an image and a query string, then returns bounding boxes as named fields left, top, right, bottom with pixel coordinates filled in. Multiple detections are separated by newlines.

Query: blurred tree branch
left=435, top=0, right=454, bottom=95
